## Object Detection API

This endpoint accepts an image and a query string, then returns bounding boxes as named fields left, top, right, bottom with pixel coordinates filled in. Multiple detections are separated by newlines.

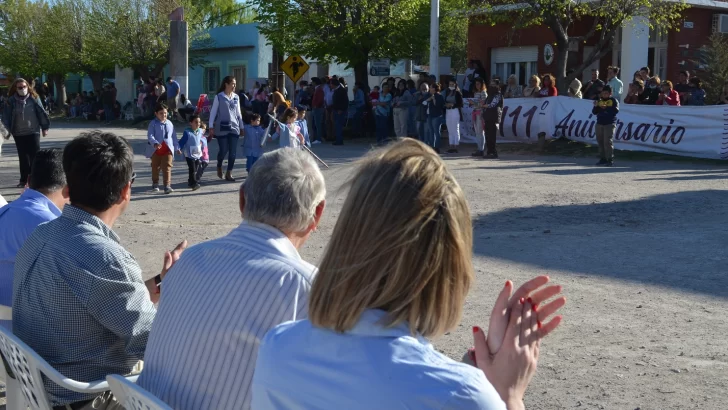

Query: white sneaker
left=164, top=186, right=174, bottom=194
left=152, top=184, right=160, bottom=192
left=312, top=140, right=321, bottom=145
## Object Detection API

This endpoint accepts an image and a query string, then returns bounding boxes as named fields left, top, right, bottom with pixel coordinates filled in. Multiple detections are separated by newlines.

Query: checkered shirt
left=12, top=205, right=156, bottom=405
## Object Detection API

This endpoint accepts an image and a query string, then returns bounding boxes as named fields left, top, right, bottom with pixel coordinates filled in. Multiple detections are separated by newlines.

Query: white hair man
left=137, top=147, right=326, bottom=410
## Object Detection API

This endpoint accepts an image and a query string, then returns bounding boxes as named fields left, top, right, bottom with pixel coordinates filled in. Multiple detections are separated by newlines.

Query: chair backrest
left=0, top=326, right=115, bottom=410
left=0, top=326, right=54, bottom=410
left=106, top=374, right=172, bottom=410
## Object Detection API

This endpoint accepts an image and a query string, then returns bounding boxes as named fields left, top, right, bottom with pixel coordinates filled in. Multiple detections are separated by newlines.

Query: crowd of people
left=7, top=59, right=714, bottom=410
left=0, top=124, right=566, bottom=409
left=139, top=75, right=316, bottom=193
left=64, top=83, right=122, bottom=123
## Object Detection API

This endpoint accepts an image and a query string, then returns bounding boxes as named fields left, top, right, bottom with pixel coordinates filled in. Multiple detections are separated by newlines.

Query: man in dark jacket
left=592, top=84, right=619, bottom=166
left=330, top=78, right=349, bottom=145
left=482, top=79, right=503, bottom=159
left=582, top=69, right=605, bottom=100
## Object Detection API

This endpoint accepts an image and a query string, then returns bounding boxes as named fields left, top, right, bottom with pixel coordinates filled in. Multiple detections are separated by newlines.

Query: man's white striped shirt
left=137, top=221, right=315, bottom=410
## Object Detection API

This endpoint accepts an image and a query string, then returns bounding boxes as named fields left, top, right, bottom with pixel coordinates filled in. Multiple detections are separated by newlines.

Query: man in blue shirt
left=0, top=148, right=68, bottom=329
left=166, top=77, right=181, bottom=120
left=12, top=131, right=187, bottom=409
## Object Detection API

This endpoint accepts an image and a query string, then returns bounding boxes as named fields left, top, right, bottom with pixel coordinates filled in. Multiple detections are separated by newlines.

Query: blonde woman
left=268, top=87, right=287, bottom=117
left=522, top=75, right=541, bottom=98
left=252, top=139, right=566, bottom=410
left=504, top=75, right=523, bottom=98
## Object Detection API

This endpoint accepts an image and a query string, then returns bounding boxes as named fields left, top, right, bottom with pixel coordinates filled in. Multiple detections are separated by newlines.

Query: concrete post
left=169, top=10, right=189, bottom=98
left=620, top=16, right=649, bottom=101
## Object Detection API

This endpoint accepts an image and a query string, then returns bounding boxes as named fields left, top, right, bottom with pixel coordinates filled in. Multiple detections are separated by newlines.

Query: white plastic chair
left=0, top=325, right=138, bottom=410
left=106, top=374, right=172, bottom=410
left=1, top=346, right=25, bottom=410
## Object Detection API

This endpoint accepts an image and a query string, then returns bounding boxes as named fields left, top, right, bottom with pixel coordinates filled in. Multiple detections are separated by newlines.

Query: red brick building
left=468, top=3, right=728, bottom=93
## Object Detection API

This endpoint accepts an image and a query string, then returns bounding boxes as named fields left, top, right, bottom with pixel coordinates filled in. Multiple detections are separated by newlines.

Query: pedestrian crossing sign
left=281, top=55, right=309, bottom=83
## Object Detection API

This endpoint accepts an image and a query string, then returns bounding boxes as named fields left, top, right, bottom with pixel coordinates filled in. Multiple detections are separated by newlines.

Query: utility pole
left=429, top=0, right=440, bottom=81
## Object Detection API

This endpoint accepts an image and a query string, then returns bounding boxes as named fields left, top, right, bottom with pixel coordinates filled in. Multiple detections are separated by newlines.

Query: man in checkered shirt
left=12, top=131, right=186, bottom=410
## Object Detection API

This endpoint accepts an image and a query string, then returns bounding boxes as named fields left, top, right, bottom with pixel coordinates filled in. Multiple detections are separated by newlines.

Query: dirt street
left=1, top=123, right=727, bottom=410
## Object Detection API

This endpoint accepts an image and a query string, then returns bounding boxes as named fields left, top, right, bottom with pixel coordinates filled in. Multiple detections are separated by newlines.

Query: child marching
left=295, top=105, right=311, bottom=147
left=146, top=103, right=180, bottom=194
left=178, top=114, right=205, bottom=190
left=242, top=113, right=265, bottom=172
left=271, top=108, right=305, bottom=148
left=198, top=123, right=210, bottom=181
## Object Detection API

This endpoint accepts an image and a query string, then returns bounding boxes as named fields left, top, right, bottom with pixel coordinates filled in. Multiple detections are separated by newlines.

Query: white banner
left=459, top=96, right=728, bottom=160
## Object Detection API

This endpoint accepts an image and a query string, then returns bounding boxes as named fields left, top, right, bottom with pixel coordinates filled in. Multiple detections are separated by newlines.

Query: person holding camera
left=592, top=85, right=620, bottom=167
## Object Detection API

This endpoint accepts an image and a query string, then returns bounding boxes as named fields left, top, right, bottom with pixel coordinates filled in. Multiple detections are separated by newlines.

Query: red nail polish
left=472, top=326, right=480, bottom=334
left=527, top=297, right=533, bottom=304
left=519, top=297, right=525, bottom=304
left=505, top=280, right=509, bottom=287
left=537, top=321, right=542, bottom=329
left=532, top=303, right=538, bottom=312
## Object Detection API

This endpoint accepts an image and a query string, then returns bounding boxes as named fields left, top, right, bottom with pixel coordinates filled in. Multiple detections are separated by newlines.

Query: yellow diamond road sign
left=281, top=55, right=309, bottom=83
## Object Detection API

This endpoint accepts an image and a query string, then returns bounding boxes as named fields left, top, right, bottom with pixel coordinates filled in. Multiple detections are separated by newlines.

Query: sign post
left=281, top=55, right=310, bottom=108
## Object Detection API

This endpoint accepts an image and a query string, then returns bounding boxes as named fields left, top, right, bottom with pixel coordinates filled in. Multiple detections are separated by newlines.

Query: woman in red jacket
left=656, top=80, right=681, bottom=106
left=538, top=74, right=558, bottom=97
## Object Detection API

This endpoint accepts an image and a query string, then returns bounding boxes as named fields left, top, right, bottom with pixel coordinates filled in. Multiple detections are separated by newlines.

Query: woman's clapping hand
left=472, top=276, right=566, bottom=409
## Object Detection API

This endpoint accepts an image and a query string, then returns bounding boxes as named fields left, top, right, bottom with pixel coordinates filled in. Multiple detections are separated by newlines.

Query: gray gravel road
left=1, top=123, right=727, bottom=410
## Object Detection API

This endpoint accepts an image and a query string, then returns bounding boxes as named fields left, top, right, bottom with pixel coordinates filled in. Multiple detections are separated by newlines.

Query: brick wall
left=667, top=8, right=715, bottom=83
left=468, top=10, right=723, bottom=84
left=467, top=17, right=609, bottom=78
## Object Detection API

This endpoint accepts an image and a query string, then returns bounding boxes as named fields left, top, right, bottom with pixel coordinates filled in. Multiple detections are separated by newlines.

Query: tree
left=411, top=0, right=468, bottom=75
left=440, top=0, right=468, bottom=75
left=253, top=0, right=427, bottom=88
left=700, top=33, right=728, bottom=104
left=0, top=0, right=78, bottom=107
left=468, top=0, right=687, bottom=92
left=0, top=0, right=44, bottom=79
left=189, top=0, right=257, bottom=29
left=84, top=0, right=212, bottom=82
left=40, top=0, right=88, bottom=107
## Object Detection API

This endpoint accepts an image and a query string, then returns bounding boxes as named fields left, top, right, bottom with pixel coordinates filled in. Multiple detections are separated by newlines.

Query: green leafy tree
left=468, top=0, right=687, bottom=92
left=253, top=0, right=427, bottom=88
left=411, top=0, right=468, bottom=75
left=85, top=0, right=212, bottom=82
left=40, top=0, right=89, bottom=107
left=0, top=0, right=78, bottom=106
left=440, top=0, right=468, bottom=75
left=700, top=33, right=728, bottom=104
left=0, top=0, right=44, bottom=79
left=189, top=0, right=257, bottom=28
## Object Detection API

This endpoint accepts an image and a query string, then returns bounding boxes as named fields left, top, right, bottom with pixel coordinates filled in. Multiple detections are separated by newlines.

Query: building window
left=491, top=46, right=538, bottom=84
left=492, top=61, right=538, bottom=83
left=204, top=67, right=220, bottom=94
left=230, top=66, right=247, bottom=93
